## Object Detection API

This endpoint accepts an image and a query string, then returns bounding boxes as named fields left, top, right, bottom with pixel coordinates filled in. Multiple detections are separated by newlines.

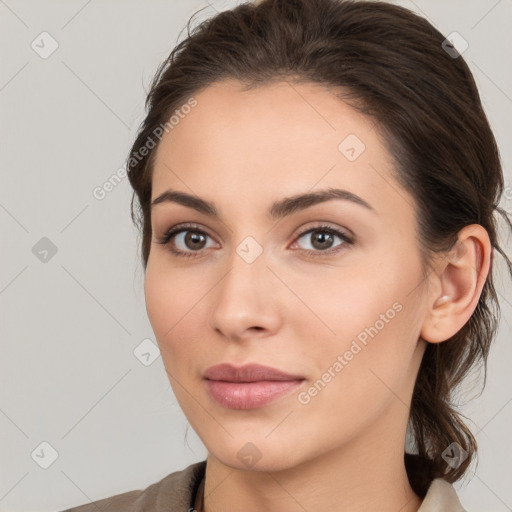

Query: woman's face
left=145, top=80, right=430, bottom=471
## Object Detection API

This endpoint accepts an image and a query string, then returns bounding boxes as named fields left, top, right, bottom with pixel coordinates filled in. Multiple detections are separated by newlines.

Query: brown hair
left=126, top=0, right=512, bottom=497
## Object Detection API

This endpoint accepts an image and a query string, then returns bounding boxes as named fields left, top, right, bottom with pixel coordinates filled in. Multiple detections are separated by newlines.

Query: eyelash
left=156, top=222, right=354, bottom=259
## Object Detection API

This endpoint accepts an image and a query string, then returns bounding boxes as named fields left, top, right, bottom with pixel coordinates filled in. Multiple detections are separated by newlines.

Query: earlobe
left=420, top=224, right=492, bottom=344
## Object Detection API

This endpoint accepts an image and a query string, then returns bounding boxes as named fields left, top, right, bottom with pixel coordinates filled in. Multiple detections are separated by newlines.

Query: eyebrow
left=151, top=187, right=376, bottom=220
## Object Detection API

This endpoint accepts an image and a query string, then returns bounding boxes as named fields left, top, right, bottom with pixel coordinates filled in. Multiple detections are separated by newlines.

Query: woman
left=62, top=0, right=511, bottom=510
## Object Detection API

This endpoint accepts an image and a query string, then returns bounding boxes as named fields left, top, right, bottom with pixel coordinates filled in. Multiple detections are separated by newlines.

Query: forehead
left=151, top=79, right=412, bottom=222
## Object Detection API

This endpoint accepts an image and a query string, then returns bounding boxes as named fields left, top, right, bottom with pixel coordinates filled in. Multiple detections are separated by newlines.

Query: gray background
left=1, top=1, right=510, bottom=511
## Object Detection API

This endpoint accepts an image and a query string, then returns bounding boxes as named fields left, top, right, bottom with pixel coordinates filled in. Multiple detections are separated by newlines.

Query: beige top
left=60, top=460, right=467, bottom=511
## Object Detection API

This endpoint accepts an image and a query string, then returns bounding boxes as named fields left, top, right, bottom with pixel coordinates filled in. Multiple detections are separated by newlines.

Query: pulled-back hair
left=126, top=0, right=512, bottom=497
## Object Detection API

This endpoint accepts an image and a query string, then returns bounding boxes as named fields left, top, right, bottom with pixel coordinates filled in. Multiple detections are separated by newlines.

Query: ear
left=420, top=224, right=492, bottom=344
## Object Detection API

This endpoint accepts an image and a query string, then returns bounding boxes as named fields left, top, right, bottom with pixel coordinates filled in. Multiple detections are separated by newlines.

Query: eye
left=156, top=223, right=217, bottom=258
left=156, top=222, right=354, bottom=259
left=291, top=225, right=353, bottom=257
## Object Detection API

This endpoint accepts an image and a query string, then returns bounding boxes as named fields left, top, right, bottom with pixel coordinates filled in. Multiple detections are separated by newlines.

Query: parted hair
left=126, top=0, right=512, bottom=497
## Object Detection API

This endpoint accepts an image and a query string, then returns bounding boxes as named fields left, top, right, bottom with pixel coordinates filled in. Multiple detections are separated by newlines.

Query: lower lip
left=205, top=379, right=304, bottom=409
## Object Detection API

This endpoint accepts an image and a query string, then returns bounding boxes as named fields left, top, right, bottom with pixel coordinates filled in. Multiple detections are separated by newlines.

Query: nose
left=208, top=250, right=284, bottom=342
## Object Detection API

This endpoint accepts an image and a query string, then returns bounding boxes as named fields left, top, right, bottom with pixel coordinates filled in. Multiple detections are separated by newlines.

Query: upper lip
left=203, top=363, right=304, bottom=382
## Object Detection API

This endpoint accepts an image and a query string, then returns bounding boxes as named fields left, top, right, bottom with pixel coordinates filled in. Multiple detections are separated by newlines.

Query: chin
left=216, top=451, right=299, bottom=473
left=202, top=432, right=311, bottom=473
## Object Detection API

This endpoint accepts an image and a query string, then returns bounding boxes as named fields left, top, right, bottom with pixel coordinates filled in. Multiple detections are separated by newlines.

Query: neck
left=201, top=404, right=423, bottom=512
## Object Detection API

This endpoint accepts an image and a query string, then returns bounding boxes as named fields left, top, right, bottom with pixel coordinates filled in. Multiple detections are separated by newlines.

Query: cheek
left=145, top=257, right=202, bottom=336
left=292, top=287, right=422, bottom=450
left=144, top=259, right=220, bottom=387
left=292, top=250, right=424, bottom=388
left=280, top=260, right=402, bottom=348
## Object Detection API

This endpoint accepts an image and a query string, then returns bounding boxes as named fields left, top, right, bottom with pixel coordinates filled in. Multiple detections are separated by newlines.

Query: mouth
left=203, top=363, right=305, bottom=410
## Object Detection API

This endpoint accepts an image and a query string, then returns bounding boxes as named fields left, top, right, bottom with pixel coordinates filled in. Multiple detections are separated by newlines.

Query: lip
left=203, top=363, right=304, bottom=382
left=203, top=363, right=305, bottom=409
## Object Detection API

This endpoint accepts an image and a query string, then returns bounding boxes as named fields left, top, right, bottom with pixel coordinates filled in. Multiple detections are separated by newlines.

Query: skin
left=144, top=79, right=491, bottom=512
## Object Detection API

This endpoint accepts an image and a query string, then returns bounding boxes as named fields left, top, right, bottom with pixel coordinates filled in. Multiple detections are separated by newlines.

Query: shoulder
left=418, top=478, right=468, bottom=512
left=58, top=460, right=207, bottom=512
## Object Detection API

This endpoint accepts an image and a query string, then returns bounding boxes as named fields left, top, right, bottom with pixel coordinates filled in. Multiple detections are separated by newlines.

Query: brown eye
left=157, top=224, right=218, bottom=258
left=309, top=231, right=335, bottom=250
left=292, top=225, right=354, bottom=258
left=182, top=231, right=208, bottom=250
